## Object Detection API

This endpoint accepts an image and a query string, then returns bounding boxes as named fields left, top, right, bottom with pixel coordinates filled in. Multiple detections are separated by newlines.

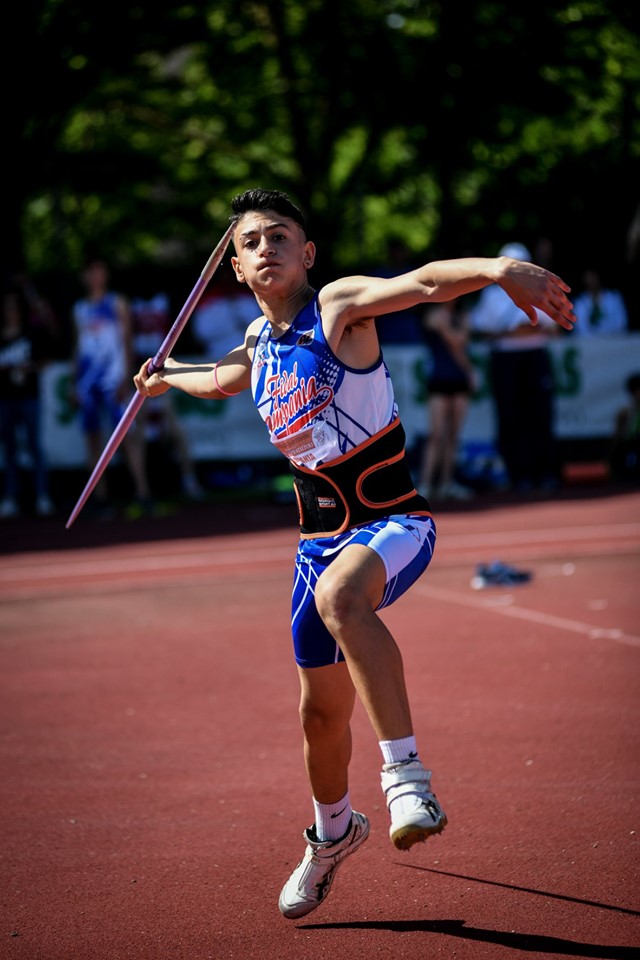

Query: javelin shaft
left=65, top=391, right=146, bottom=530
left=145, top=221, right=235, bottom=376
left=65, top=222, right=235, bottom=529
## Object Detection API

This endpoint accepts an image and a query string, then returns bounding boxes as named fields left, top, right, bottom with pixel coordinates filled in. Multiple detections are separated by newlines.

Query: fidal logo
left=265, top=362, right=333, bottom=435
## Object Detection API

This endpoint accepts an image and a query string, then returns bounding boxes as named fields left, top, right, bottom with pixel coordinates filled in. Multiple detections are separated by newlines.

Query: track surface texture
left=1, top=483, right=639, bottom=960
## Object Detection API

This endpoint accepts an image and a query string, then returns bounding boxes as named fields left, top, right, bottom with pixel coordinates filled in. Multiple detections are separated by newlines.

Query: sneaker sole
left=390, top=813, right=448, bottom=851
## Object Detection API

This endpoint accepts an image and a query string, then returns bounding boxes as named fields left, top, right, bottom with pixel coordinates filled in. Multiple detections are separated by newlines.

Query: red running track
left=1, top=486, right=639, bottom=959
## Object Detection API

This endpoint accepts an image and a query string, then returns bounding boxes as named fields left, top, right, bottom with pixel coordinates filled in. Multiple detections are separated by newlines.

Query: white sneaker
left=381, top=759, right=447, bottom=851
left=0, top=497, right=20, bottom=518
left=278, top=811, right=370, bottom=919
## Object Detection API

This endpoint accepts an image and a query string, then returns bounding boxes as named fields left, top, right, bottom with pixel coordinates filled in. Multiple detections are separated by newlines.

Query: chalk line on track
left=414, top=582, right=640, bottom=649
left=0, top=545, right=295, bottom=583
left=440, top=521, right=640, bottom=547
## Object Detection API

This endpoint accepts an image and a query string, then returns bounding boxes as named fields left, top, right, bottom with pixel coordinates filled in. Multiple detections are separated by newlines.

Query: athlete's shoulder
left=317, top=276, right=368, bottom=307
left=245, top=314, right=269, bottom=359
left=247, top=314, right=267, bottom=337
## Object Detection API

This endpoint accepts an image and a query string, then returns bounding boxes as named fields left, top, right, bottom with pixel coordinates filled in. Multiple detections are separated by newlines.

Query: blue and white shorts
left=291, top=514, right=436, bottom=668
left=77, top=381, right=125, bottom=434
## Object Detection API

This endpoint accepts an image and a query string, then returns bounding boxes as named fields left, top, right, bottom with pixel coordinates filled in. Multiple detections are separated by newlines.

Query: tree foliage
left=6, top=0, right=639, bottom=301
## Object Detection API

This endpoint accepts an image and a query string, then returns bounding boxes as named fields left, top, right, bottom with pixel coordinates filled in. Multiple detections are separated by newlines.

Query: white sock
left=313, top=792, right=352, bottom=842
left=379, top=736, right=419, bottom=765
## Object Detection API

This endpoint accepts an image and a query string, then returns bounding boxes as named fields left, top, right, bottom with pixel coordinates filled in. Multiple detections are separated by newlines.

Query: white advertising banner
left=28, top=334, right=640, bottom=468
left=384, top=334, right=640, bottom=450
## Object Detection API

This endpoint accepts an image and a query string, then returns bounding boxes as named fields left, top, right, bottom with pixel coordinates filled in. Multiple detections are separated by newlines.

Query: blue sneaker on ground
left=471, top=561, right=532, bottom=589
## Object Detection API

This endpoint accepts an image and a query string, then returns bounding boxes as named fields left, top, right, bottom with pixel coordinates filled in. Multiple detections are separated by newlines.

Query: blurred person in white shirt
left=469, top=242, right=561, bottom=492
left=192, top=259, right=258, bottom=358
left=572, top=267, right=629, bottom=337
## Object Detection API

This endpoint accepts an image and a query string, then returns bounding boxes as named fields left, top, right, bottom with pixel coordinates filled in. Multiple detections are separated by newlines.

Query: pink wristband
left=213, top=363, right=237, bottom=397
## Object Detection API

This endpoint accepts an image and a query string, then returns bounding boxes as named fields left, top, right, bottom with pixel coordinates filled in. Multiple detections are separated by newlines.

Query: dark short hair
left=230, top=188, right=307, bottom=234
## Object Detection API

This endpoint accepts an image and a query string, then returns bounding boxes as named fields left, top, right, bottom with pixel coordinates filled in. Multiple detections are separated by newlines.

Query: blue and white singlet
left=72, top=292, right=127, bottom=394
left=250, top=292, right=397, bottom=469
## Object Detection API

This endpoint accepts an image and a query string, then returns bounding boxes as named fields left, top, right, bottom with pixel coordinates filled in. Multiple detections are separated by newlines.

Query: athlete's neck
left=258, top=283, right=315, bottom=338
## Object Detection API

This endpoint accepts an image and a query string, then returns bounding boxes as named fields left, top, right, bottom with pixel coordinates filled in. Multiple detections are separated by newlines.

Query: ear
left=231, top=256, right=245, bottom=283
left=303, top=242, right=316, bottom=269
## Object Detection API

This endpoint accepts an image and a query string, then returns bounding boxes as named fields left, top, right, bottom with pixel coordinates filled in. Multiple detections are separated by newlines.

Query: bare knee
left=299, top=695, right=349, bottom=745
left=315, top=568, right=365, bottom=635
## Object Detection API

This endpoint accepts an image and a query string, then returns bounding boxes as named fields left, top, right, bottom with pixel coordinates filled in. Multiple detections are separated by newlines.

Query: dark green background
left=5, top=0, right=639, bottom=336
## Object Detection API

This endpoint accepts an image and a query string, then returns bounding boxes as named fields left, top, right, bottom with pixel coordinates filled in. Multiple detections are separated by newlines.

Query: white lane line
left=440, top=522, right=640, bottom=547
left=0, top=567, right=291, bottom=603
left=434, top=541, right=639, bottom=565
left=534, top=563, right=576, bottom=577
left=0, top=545, right=295, bottom=583
left=414, top=583, right=640, bottom=648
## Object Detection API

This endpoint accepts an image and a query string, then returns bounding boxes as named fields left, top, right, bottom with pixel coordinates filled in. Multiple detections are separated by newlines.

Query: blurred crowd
left=1, top=230, right=639, bottom=521
left=372, top=230, right=638, bottom=502
left=0, top=256, right=259, bottom=521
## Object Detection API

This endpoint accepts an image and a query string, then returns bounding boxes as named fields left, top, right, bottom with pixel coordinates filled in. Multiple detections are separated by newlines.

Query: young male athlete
left=134, top=188, right=576, bottom=919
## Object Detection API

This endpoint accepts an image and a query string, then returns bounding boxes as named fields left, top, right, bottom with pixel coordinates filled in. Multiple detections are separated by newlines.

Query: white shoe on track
left=278, top=811, right=370, bottom=919
left=381, top=759, right=447, bottom=851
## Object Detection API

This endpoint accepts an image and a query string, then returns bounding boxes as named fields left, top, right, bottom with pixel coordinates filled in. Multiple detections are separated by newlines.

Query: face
left=230, top=210, right=315, bottom=295
left=583, top=269, right=599, bottom=292
left=82, top=260, right=109, bottom=291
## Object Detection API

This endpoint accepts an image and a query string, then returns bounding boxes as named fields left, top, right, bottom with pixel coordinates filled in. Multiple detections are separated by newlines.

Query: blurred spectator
left=609, top=371, right=640, bottom=483
left=12, top=271, right=62, bottom=349
left=373, top=240, right=423, bottom=345
left=71, top=257, right=152, bottom=516
left=130, top=288, right=205, bottom=501
left=0, top=279, right=55, bottom=518
left=533, top=236, right=555, bottom=271
left=417, top=298, right=475, bottom=500
left=191, top=258, right=258, bottom=358
left=572, top=267, right=629, bottom=336
left=469, top=242, right=561, bottom=492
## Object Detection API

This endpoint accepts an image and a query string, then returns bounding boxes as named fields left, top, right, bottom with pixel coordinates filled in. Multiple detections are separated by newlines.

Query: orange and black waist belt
left=289, top=419, right=431, bottom=539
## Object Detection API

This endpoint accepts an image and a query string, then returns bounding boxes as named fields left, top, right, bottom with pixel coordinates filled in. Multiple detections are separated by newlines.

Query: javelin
left=65, top=222, right=236, bottom=529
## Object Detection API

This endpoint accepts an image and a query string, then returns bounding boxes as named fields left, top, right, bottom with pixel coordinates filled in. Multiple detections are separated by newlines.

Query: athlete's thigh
left=291, top=542, right=382, bottom=669
left=316, top=542, right=387, bottom=611
left=292, top=548, right=342, bottom=668
left=291, top=516, right=436, bottom=668
left=348, top=515, right=436, bottom=610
